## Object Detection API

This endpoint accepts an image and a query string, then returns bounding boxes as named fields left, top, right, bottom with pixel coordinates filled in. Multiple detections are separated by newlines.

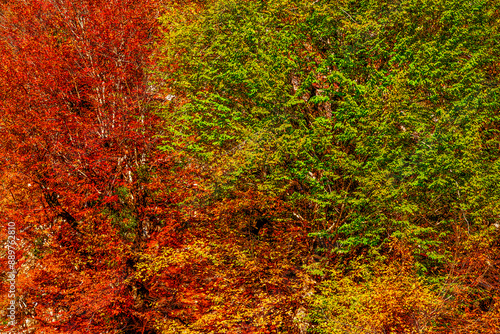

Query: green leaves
left=155, top=0, right=500, bottom=329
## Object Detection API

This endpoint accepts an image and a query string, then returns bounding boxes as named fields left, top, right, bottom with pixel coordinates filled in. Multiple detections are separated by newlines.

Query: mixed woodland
left=1, top=0, right=500, bottom=332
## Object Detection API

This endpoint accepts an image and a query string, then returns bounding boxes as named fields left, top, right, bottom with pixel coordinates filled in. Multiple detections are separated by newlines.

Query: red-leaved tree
left=0, top=0, right=190, bottom=332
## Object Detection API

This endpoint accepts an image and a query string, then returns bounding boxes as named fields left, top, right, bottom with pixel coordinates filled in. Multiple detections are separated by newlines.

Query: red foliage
left=0, top=0, right=183, bottom=332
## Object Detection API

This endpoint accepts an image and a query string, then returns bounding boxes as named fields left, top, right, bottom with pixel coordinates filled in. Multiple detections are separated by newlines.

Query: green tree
left=155, top=0, right=500, bottom=331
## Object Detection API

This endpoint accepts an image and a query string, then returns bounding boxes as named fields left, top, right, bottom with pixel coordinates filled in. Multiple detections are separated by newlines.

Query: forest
left=0, top=0, right=499, bottom=333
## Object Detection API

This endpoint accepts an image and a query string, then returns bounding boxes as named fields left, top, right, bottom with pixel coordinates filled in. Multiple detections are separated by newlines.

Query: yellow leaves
left=310, top=241, right=442, bottom=333
left=313, top=269, right=441, bottom=333
left=137, top=239, right=218, bottom=279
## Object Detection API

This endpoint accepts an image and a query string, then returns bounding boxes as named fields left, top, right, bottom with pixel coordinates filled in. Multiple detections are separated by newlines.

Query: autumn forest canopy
left=0, top=0, right=499, bottom=332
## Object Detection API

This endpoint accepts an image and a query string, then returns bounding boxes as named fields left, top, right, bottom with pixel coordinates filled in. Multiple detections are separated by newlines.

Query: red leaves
left=0, top=0, right=173, bottom=332
left=0, top=0, right=160, bottom=218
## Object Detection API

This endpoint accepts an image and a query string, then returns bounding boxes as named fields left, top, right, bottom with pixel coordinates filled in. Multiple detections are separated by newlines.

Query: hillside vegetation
left=1, top=0, right=499, bottom=333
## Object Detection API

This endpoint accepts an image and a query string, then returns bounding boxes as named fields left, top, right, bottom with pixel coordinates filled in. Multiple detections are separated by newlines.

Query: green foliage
left=155, top=0, right=500, bottom=331
left=158, top=0, right=499, bottom=258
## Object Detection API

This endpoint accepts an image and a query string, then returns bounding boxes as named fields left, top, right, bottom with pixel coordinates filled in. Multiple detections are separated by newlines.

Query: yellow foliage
left=309, top=241, right=442, bottom=333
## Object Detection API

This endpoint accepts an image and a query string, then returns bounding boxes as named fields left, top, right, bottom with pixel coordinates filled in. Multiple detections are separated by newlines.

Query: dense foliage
left=1, top=0, right=499, bottom=333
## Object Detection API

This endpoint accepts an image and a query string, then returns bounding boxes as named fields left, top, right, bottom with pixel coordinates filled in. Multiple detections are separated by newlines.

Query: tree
left=0, top=0, right=184, bottom=332
left=155, top=0, right=500, bottom=331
